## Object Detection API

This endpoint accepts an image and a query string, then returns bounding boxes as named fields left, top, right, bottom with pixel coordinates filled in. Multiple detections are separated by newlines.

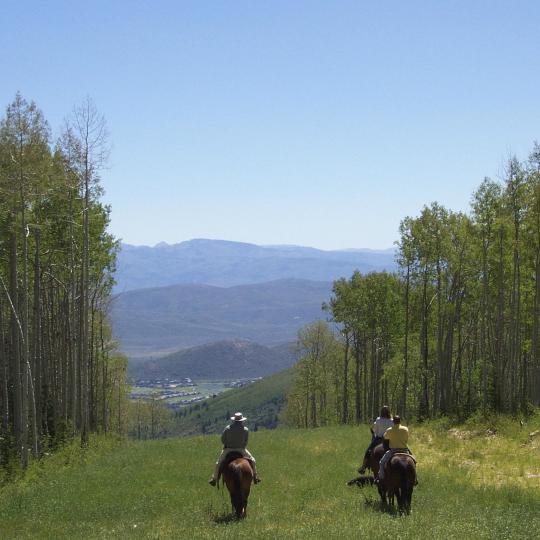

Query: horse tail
left=230, top=463, right=244, bottom=516
left=400, top=463, right=415, bottom=513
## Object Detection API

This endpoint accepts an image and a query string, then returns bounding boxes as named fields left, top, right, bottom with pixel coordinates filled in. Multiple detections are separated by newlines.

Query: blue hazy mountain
left=114, top=239, right=396, bottom=292
left=128, top=339, right=297, bottom=380
left=111, top=278, right=333, bottom=357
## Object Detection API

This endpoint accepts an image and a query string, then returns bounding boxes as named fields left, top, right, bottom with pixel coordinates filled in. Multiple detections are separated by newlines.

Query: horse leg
left=378, top=485, right=387, bottom=506
left=405, top=484, right=413, bottom=515
left=231, top=492, right=243, bottom=519
left=240, top=482, right=251, bottom=519
left=396, top=488, right=404, bottom=514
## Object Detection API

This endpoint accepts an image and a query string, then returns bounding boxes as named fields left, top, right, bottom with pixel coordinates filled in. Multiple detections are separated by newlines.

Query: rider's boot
left=251, top=462, right=261, bottom=484
left=209, top=461, right=220, bottom=486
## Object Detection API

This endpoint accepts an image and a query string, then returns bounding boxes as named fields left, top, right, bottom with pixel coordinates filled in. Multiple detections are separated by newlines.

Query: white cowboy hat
left=231, top=412, right=247, bottom=422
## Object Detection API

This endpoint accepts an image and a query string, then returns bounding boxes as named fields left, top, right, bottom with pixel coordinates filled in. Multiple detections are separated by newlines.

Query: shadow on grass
left=363, top=497, right=399, bottom=516
left=204, top=503, right=240, bottom=525
left=212, top=511, right=239, bottom=524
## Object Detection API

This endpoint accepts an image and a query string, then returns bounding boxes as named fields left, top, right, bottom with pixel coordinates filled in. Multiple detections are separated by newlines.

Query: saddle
left=384, top=452, right=417, bottom=476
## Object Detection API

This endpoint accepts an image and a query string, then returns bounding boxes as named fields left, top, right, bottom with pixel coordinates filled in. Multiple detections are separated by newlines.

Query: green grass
left=1, top=415, right=539, bottom=539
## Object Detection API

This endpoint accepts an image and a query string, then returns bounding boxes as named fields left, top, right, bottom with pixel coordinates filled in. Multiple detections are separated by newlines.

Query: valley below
left=110, top=240, right=384, bottom=420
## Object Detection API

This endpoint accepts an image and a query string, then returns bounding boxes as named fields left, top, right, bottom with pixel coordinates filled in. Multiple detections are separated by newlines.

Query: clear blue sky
left=1, top=1, right=539, bottom=249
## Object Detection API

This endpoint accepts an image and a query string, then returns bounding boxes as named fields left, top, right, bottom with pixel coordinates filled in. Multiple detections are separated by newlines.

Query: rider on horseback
left=376, top=415, right=413, bottom=483
left=208, top=412, right=261, bottom=486
left=359, top=405, right=393, bottom=474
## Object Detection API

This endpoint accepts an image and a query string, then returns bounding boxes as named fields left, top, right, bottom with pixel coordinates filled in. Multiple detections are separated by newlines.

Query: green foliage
left=288, top=143, right=540, bottom=427
left=0, top=93, right=126, bottom=467
left=128, top=397, right=173, bottom=440
left=284, top=321, right=343, bottom=427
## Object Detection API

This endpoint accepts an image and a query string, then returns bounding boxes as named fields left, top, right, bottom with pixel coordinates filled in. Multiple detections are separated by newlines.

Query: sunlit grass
left=0, top=414, right=539, bottom=539
left=412, top=413, right=540, bottom=489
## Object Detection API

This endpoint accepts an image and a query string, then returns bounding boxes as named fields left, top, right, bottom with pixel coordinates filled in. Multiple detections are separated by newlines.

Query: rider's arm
left=221, top=427, right=228, bottom=447
left=383, top=438, right=390, bottom=451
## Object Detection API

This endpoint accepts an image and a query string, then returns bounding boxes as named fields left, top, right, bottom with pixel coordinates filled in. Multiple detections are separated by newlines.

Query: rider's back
left=384, top=424, right=409, bottom=449
left=222, top=422, right=249, bottom=449
left=373, top=416, right=394, bottom=437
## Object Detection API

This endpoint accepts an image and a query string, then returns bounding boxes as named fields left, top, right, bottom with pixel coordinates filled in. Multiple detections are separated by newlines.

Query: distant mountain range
left=111, top=239, right=396, bottom=380
left=114, top=238, right=396, bottom=292
left=111, top=278, right=333, bottom=357
left=128, top=339, right=296, bottom=380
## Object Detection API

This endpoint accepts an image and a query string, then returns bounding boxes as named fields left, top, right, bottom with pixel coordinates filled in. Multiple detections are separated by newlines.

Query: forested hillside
left=0, top=94, right=126, bottom=469
left=172, top=368, right=293, bottom=436
left=286, top=145, right=540, bottom=427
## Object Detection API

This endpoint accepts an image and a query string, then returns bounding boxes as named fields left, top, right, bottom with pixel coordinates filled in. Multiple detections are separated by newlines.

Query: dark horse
left=220, top=451, right=254, bottom=519
left=371, top=444, right=416, bottom=514
left=383, top=453, right=416, bottom=514
left=353, top=442, right=416, bottom=514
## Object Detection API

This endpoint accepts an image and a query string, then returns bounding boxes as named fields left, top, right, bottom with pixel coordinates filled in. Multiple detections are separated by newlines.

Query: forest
left=286, top=144, right=540, bottom=426
left=0, top=94, right=127, bottom=471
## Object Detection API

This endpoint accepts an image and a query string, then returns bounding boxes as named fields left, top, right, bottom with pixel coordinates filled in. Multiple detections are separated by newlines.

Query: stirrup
left=208, top=478, right=217, bottom=486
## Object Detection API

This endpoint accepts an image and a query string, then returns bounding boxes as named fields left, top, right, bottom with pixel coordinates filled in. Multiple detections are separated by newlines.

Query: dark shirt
left=221, top=421, right=249, bottom=449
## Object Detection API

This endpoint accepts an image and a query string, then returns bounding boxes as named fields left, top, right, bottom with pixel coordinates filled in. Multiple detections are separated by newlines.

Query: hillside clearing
left=1, top=415, right=539, bottom=539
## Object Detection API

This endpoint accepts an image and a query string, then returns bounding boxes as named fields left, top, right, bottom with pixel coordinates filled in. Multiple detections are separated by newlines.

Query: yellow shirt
left=384, top=425, right=409, bottom=449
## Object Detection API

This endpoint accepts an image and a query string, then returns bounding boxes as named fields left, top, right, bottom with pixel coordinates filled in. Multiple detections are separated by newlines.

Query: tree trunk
left=10, top=231, right=24, bottom=458
left=402, top=264, right=410, bottom=417
left=341, top=334, right=349, bottom=424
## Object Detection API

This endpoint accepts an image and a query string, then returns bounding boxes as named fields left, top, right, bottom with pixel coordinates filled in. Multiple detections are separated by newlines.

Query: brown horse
left=356, top=442, right=416, bottom=514
left=221, top=451, right=254, bottom=519
left=382, top=453, right=416, bottom=514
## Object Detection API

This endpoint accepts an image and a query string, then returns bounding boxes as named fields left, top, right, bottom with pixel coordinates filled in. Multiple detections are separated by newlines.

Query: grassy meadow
left=0, top=414, right=539, bottom=539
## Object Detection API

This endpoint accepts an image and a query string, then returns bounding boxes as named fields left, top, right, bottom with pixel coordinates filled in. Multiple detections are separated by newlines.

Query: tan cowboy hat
left=231, top=412, right=247, bottom=422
